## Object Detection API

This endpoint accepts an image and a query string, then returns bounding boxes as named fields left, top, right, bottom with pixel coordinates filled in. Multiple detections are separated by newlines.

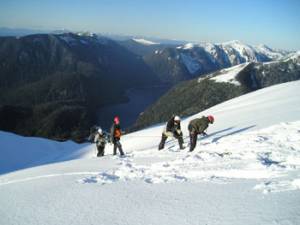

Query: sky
left=0, top=0, right=299, bottom=50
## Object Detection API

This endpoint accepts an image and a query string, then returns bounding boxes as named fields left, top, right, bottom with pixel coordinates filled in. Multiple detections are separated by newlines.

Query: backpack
left=88, top=125, right=99, bottom=142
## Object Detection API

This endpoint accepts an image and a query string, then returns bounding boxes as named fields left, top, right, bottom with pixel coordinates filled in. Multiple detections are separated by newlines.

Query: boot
left=119, top=146, right=125, bottom=156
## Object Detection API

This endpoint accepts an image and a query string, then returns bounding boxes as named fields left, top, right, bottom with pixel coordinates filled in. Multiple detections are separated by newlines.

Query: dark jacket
left=166, top=116, right=181, bottom=133
left=110, top=123, right=122, bottom=142
left=188, top=116, right=210, bottom=134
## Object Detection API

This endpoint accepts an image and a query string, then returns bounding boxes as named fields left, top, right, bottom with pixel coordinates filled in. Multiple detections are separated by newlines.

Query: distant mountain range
left=0, top=30, right=298, bottom=141
left=132, top=51, right=300, bottom=130
left=139, top=40, right=292, bottom=83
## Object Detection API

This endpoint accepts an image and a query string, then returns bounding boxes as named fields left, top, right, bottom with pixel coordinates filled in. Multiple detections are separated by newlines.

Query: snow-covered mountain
left=178, top=40, right=290, bottom=70
left=208, top=50, right=300, bottom=86
left=181, top=40, right=288, bottom=62
left=282, top=50, right=300, bottom=63
left=254, top=44, right=290, bottom=60
left=0, top=80, right=300, bottom=225
left=144, top=40, right=293, bottom=83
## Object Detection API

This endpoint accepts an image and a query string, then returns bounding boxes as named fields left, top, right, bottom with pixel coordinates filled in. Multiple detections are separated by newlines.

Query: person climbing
left=110, top=116, right=125, bottom=156
left=158, top=115, right=184, bottom=150
left=94, top=128, right=108, bottom=157
left=188, top=115, right=214, bottom=152
left=88, top=125, right=100, bottom=143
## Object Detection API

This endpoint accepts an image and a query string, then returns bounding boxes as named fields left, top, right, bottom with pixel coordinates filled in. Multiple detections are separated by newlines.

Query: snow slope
left=0, top=132, right=91, bottom=175
left=0, top=81, right=300, bottom=225
left=221, top=40, right=259, bottom=63
left=209, top=62, right=249, bottom=85
left=180, top=52, right=202, bottom=74
left=255, top=44, right=288, bottom=60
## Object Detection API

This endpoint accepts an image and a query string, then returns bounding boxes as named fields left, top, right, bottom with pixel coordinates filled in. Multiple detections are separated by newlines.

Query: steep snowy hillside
left=0, top=81, right=299, bottom=225
left=0, top=132, right=91, bottom=174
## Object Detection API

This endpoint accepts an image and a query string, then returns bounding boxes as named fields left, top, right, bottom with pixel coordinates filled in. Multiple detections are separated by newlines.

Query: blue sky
left=0, top=0, right=299, bottom=50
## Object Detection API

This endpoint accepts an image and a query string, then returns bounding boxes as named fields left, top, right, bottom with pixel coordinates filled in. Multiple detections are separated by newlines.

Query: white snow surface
left=210, top=63, right=249, bottom=85
left=180, top=53, right=201, bottom=74
left=260, top=51, right=300, bottom=66
left=255, top=44, right=287, bottom=60
left=182, top=43, right=195, bottom=49
left=0, top=132, right=91, bottom=174
left=132, top=38, right=159, bottom=45
left=221, top=40, right=258, bottom=63
left=1, top=81, right=300, bottom=225
left=283, top=51, right=300, bottom=63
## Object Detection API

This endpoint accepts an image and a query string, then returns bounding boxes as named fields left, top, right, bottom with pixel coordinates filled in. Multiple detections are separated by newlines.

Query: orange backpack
left=115, top=129, right=121, bottom=138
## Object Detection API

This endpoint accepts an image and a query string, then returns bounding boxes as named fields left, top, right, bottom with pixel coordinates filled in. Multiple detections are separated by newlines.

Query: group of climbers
left=158, top=115, right=214, bottom=152
left=90, top=116, right=124, bottom=157
left=90, top=114, right=214, bottom=157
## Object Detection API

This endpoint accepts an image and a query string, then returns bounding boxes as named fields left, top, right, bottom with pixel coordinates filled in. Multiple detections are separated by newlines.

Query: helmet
left=174, top=116, right=181, bottom=121
left=97, top=128, right=103, bottom=134
left=114, top=116, right=120, bottom=124
left=207, top=115, right=214, bottom=124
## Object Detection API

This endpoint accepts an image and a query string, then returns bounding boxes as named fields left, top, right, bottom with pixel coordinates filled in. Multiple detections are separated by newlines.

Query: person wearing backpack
left=110, top=116, right=125, bottom=156
left=188, top=115, right=214, bottom=152
left=94, top=128, right=108, bottom=157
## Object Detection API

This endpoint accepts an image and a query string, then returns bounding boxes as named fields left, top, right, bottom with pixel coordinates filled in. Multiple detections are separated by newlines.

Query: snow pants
left=158, top=131, right=184, bottom=150
left=113, top=139, right=125, bottom=156
left=96, top=144, right=105, bottom=157
left=188, top=125, right=198, bottom=152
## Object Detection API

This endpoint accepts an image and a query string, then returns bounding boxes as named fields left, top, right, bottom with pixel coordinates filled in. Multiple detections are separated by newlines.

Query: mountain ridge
left=132, top=52, right=300, bottom=130
left=142, top=39, right=293, bottom=83
left=0, top=32, right=159, bottom=141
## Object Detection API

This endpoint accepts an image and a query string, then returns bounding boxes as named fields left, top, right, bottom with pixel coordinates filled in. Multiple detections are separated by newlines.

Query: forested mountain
left=0, top=33, right=158, bottom=141
left=132, top=52, right=300, bottom=130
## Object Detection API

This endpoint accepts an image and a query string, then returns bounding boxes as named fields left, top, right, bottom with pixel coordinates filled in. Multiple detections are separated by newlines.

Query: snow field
left=0, top=80, right=300, bottom=225
left=210, top=62, right=249, bottom=85
left=77, top=121, right=300, bottom=193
